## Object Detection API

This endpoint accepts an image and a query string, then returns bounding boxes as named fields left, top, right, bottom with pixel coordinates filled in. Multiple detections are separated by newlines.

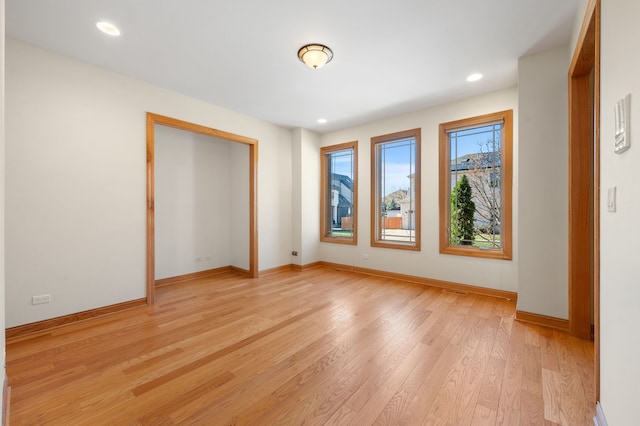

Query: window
left=439, top=110, right=512, bottom=259
left=371, top=129, right=421, bottom=250
left=321, top=141, right=357, bottom=244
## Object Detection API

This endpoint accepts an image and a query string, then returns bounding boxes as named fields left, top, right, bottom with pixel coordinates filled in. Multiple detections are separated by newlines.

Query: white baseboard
left=2, top=372, right=9, bottom=426
left=593, top=402, right=608, bottom=426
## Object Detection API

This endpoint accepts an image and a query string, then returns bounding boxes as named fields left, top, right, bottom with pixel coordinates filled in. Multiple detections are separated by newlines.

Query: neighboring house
left=384, top=189, right=407, bottom=205
left=384, top=189, right=405, bottom=218
left=450, top=152, right=501, bottom=232
left=330, top=173, right=353, bottom=228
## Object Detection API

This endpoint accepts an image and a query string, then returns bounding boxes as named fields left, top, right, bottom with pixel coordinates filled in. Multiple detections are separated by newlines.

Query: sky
left=379, top=139, right=414, bottom=195
left=450, top=123, right=501, bottom=159
left=329, top=149, right=353, bottom=178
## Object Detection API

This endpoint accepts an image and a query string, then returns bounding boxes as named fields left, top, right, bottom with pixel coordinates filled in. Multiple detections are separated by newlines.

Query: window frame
left=439, top=110, right=513, bottom=260
left=320, top=141, right=358, bottom=245
left=370, top=128, right=421, bottom=251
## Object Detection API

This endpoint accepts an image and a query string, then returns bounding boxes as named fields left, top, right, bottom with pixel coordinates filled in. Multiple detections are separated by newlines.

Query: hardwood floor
left=6, top=267, right=595, bottom=425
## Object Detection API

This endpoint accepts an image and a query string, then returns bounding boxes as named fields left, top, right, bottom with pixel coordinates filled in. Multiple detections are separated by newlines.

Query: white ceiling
left=5, top=0, right=579, bottom=133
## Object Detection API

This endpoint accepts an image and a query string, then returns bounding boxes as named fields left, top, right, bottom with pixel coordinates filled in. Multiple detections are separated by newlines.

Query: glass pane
left=326, top=148, right=354, bottom=238
left=449, top=123, right=502, bottom=248
left=376, top=138, right=416, bottom=244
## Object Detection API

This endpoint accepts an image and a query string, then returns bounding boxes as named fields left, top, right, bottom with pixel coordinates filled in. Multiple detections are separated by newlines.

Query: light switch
left=615, top=94, right=631, bottom=154
left=607, top=187, right=616, bottom=212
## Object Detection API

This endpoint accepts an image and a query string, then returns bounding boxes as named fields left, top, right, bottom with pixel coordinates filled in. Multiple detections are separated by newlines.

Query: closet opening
left=146, top=113, right=258, bottom=304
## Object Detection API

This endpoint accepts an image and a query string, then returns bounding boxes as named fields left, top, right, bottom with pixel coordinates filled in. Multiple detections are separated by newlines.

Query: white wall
left=599, top=0, right=640, bottom=423
left=517, top=45, right=570, bottom=318
left=291, top=129, right=302, bottom=265
left=0, top=0, right=7, bottom=415
left=570, top=0, right=591, bottom=55
left=300, top=129, right=320, bottom=265
left=155, top=126, right=250, bottom=279
left=5, top=39, right=293, bottom=327
left=291, top=128, right=320, bottom=266
left=317, top=88, right=519, bottom=292
left=229, top=142, right=250, bottom=270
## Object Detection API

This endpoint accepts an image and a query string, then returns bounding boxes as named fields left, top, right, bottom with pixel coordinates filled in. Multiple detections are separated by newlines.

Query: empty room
left=0, top=0, right=638, bottom=424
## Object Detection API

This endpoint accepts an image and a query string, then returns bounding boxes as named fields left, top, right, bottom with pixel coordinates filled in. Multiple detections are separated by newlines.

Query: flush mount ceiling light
left=317, top=118, right=328, bottom=124
left=297, top=44, right=333, bottom=69
left=96, top=21, right=121, bottom=36
left=466, top=73, right=483, bottom=82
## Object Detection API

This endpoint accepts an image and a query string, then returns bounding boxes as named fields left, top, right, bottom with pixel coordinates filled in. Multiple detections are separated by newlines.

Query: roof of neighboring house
left=337, top=194, right=352, bottom=207
left=331, top=173, right=353, bottom=191
left=384, top=189, right=407, bottom=206
left=451, top=152, right=500, bottom=172
left=385, top=189, right=406, bottom=210
left=330, top=173, right=354, bottom=206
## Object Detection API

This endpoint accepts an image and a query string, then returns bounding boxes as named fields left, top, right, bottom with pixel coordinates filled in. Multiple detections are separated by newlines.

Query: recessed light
left=466, top=73, right=483, bottom=82
left=96, top=22, right=120, bottom=36
left=317, top=118, right=328, bottom=124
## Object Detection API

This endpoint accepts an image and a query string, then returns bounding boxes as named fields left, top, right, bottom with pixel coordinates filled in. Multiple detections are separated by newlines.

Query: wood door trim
left=146, top=113, right=259, bottom=305
left=593, top=1, right=601, bottom=400
left=568, top=73, right=592, bottom=340
left=568, top=0, right=600, bottom=398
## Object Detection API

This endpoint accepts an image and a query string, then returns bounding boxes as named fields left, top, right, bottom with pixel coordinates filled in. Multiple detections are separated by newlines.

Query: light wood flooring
left=6, top=267, right=595, bottom=425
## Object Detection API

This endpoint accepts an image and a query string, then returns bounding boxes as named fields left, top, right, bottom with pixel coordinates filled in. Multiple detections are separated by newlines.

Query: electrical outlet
left=32, top=294, right=51, bottom=305
left=361, top=253, right=369, bottom=260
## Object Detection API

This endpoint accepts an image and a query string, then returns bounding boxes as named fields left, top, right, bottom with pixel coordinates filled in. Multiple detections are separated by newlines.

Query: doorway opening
left=146, top=113, right=258, bottom=304
left=568, top=0, right=600, bottom=398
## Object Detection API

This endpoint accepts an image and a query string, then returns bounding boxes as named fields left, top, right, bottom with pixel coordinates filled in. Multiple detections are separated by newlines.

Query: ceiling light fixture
left=317, top=118, right=328, bottom=124
left=96, top=22, right=121, bottom=36
left=466, top=73, right=483, bottom=82
left=298, top=44, right=333, bottom=69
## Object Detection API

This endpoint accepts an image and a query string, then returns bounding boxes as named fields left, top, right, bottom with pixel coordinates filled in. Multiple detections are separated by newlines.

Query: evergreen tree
left=450, top=175, right=475, bottom=245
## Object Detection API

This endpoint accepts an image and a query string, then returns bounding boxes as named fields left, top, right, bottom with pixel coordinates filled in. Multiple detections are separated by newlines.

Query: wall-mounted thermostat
left=614, top=94, right=631, bottom=154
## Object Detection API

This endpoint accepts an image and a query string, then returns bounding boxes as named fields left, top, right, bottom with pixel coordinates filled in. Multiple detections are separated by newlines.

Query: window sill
left=439, top=245, right=512, bottom=260
left=371, top=240, right=421, bottom=251
left=320, top=237, right=357, bottom=245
